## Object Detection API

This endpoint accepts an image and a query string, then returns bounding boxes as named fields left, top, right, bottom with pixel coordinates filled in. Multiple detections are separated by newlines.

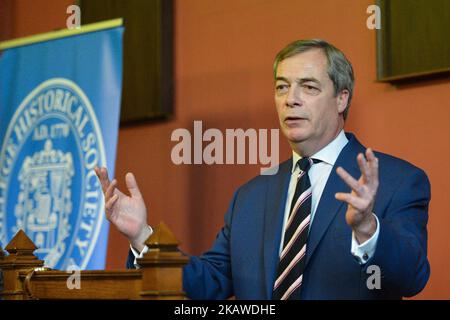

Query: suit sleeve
left=182, top=190, right=239, bottom=300
left=126, top=248, right=136, bottom=269
left=365, top=167, right=431, bottom=297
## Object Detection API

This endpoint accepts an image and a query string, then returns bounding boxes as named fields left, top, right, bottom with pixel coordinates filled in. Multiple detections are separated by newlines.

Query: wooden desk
left=0, top=223, right=188, bottom=300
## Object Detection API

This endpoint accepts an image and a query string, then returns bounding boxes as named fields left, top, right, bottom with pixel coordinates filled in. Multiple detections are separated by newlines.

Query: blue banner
left=0, top=26, right=123, bottom=270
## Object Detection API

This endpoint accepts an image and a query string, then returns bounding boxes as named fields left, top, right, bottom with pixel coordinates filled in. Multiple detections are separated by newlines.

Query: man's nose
left=285, top=85, right=302, bottom=108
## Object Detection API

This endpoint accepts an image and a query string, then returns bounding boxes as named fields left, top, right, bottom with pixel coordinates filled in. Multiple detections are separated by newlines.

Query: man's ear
left=336, top=89, right=350, bottom=114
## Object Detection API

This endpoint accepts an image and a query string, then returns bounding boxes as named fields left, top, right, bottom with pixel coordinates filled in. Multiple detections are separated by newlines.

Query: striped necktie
left=272, top=157, right=321, bottom=300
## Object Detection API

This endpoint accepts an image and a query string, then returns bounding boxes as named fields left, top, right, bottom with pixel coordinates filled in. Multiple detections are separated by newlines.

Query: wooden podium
left=0, top=223, right=188, bottom=300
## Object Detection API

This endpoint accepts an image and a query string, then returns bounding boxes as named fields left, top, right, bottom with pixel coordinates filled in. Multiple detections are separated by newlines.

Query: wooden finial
left=144, top=222, right=180, bottom=250
left=4, top=230, right=41, bottom=263
left=0, top=230, right=43, bottom=299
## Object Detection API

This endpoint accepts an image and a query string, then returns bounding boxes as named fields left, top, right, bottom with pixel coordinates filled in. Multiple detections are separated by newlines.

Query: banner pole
left=0, top=18, right=123, bottom=50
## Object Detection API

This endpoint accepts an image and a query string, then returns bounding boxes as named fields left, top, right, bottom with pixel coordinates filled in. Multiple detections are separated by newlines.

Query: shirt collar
left=291, top=130, right=349, bottom=173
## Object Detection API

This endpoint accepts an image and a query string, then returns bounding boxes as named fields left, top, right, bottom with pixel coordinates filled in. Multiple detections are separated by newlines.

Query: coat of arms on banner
left=0, top=78, right=107, bottom=270
left=13, top=139, right=74, bottom=267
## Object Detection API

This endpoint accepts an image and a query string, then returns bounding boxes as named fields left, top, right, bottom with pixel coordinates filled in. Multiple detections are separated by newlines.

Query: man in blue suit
left=95, top=39, right=430, bottom=299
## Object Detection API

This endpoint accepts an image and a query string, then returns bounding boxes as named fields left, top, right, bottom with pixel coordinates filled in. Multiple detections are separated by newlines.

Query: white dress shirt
left=132, top=130, right=380, bottom=266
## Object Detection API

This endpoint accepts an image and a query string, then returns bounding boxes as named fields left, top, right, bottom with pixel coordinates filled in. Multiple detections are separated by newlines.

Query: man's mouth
left=283, top=116, right=307, bottom=128
left=284, top=116, right=306, bottom=122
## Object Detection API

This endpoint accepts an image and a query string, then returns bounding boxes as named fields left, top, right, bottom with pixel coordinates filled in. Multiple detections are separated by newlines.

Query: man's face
left=274, top=49, right=347, bottom=155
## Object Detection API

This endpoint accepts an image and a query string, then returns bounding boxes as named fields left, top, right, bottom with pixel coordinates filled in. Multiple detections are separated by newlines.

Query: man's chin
left=282, top=129, right=310, bottom=144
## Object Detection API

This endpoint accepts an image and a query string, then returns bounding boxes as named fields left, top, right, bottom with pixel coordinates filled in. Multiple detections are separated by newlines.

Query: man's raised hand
left=94, top=167, right=151, bottom=252
left=335, top=148, right=379, bottom=244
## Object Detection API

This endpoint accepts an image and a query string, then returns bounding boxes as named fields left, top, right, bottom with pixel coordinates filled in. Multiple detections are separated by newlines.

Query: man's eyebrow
left=275, top=76, right=289, bottom=82
left=275, top=76, right=321, bottom=86
left=296, top=77, right=321, bottom=85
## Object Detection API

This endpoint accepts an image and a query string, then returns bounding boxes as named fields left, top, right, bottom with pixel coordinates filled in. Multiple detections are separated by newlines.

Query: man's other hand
left=94, top=167, right=151, bottom=252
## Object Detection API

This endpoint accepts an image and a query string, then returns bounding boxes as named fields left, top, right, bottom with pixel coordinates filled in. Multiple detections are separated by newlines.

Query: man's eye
left=302, top=85, right=320, bottom=94
left=276, top=84, right=289, bottom=93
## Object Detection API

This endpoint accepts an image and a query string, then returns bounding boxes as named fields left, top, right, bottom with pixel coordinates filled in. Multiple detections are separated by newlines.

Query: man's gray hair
left=273, top=39, right=354, bottom=120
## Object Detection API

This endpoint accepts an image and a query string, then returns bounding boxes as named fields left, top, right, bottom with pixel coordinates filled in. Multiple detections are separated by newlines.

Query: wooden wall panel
left=80, top=0, right=174, bottom=123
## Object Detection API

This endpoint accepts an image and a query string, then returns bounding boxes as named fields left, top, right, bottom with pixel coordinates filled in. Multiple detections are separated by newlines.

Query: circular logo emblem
left=0, top=78, right=106, bottom=269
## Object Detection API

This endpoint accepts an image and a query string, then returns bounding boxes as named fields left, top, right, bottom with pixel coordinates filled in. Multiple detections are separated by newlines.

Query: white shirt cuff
left=130, top=244, right=149, bottom=269
left=129, top=226, right=153, bottom=269
left=351, top=213, right=380, bottom=265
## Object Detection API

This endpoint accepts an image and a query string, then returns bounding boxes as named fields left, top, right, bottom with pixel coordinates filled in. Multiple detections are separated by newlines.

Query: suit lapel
left=305, top=133, right=366, bottom=268
left=263, top=159, right=292, bottom=299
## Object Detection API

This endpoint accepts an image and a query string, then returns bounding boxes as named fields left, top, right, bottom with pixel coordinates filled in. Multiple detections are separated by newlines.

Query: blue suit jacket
left=127, top=133, right=430, bottom=299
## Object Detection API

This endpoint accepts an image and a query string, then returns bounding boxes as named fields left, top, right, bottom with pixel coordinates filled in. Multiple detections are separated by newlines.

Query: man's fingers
left=336, top=167, right=364, bottom=196
left=125, top=172, right=143, bottom=199
left=105, top=194, right=119, bottom=217
left=366, top=148, right=379, bottom=186
left=357, top=153, right=370, bottom=183
left=366, top=148, right=376, bottom=161
left=335, top=192, right=366, bottom=211
left=95, top=166, right=111, bottom=193
left=101, top=167, right=111, bottom=186
left=105, top=179, right=117, bottom=202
